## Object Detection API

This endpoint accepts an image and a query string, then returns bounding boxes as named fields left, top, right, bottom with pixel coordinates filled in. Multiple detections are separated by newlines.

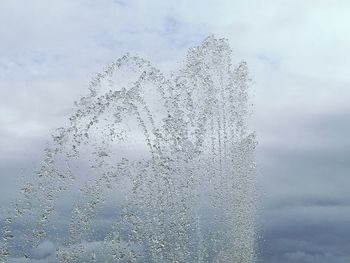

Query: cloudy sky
left=1, top=0, right=350, bottom=262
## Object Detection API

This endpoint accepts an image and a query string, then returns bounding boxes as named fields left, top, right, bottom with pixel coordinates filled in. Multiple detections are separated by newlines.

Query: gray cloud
left=257, top=109, right=350, bottom=262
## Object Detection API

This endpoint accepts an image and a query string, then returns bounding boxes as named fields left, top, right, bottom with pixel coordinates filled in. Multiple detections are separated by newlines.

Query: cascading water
left=0, top=36, right=257, bottom=263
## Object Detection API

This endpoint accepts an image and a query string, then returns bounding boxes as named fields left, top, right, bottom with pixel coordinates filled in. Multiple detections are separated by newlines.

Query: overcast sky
left=1, top=1, right=350, bottom=262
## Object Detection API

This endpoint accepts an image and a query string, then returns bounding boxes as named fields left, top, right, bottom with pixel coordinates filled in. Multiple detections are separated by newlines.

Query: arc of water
left=1, top=36, right=256, bottom=263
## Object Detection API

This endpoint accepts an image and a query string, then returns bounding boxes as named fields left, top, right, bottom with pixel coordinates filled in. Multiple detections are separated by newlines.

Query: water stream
left=1, top=36, right=257, bottom=263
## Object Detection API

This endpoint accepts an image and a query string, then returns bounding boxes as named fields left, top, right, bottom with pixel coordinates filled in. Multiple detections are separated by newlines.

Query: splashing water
left=1, top=36, right=257, bottom=263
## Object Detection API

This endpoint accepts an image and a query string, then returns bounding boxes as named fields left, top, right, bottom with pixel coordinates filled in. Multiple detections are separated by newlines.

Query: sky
left=1, top=0, right=350, bottom=262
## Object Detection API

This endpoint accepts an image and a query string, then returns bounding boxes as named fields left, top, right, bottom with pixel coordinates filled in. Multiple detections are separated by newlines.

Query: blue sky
left=1, top=0, right=350, bottom=262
